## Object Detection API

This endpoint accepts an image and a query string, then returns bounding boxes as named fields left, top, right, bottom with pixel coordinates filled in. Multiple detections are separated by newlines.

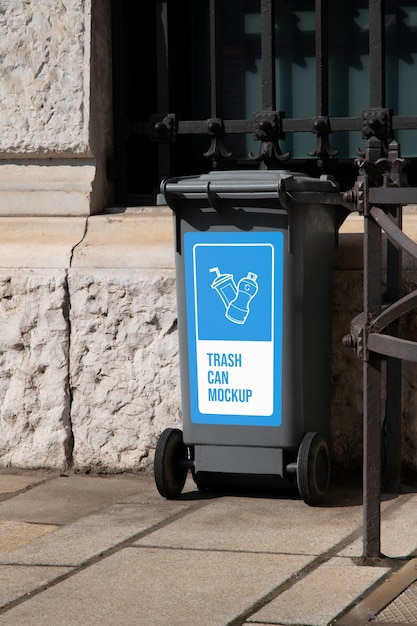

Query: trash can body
left=156, top=170, right=342, bottom=501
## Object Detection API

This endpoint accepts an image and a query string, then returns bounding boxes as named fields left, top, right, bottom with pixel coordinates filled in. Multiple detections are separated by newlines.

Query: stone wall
left=0, top=210, right=181, bottom=472
left=0, top=270, right=71, bottom=467
left=0, top=266, right=180, bottom=472
left=0, top=211, right=416, bottom=476
left=0, top=0, right=89, bottom=155
left=0, top=0, right=113, bottom=215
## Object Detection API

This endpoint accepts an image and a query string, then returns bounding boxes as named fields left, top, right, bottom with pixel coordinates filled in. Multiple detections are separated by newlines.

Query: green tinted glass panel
left=385, top=4, right=417, bottom=156
left=276, top=1, right=315, bottom=157
left=242, top=1, right=317, bottom=158
left=220, top=0, right=417, bottom=161
left=328, top=3, right=368, bottom=157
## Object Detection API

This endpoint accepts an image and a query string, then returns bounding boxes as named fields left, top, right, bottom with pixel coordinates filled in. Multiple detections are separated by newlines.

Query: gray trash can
left=154, top=170, right=345, bottom=505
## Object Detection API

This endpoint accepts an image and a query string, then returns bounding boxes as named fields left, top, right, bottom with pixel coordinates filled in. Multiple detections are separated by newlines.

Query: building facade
left=0, top=0, right=417, bottom=476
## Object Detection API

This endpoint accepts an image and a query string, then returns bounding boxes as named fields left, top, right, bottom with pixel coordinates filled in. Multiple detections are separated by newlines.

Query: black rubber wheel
left=296, top=432, right=330, bottom=506
left=154, top=428, right=188, bottom=499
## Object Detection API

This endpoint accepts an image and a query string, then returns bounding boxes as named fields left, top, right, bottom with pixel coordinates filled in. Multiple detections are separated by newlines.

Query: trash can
left=154, top=170, right=345, bottom=505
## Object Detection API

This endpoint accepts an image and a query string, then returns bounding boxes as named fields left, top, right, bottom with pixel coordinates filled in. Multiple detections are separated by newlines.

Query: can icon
left=226, top=272, right=259, bottom=324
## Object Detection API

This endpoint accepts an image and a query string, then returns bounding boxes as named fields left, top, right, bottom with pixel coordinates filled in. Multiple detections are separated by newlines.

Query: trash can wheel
left=154, top=428, right=188, bottom=499
left=296, top=432, right=330, bottom=506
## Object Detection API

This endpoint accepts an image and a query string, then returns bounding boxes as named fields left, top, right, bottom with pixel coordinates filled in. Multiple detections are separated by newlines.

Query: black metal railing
left=146, top=0, right=417, bottom=177
left=340, top=137, right=417, bottom=558
left=112, top=1, right=417, bottom=202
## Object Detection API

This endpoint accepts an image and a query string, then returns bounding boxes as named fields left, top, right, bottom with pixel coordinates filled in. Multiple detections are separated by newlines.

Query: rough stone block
left=0, top=270, right=71, bottom=468
left=68, top=270, right=181, bottom=471
left=0, top=1, right=88, bottom=155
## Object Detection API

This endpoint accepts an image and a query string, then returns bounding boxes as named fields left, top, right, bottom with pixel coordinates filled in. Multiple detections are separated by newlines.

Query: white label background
left=197, top=340, right=274, bottom=416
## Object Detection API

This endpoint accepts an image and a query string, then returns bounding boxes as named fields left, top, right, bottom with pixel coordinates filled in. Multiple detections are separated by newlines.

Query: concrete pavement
left=0, top=470, right=416, bottom=625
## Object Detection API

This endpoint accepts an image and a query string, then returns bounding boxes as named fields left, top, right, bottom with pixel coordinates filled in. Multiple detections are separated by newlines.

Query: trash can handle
left=206, top=181, right=223, bottom=212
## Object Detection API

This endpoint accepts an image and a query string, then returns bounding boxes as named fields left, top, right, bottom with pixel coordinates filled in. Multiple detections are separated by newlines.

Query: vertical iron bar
left=156, top=1, right=169, bottom=112
left=261, top=0, right=276, bottom=111
left=315, top=0, right=328, bottom=116
left=156, top=1, right=171, bottom=179
left=385, top=206, right=403, bottom=491
left=362, top=0, right=386, bottom=558
left=364, top=354, right=382, bottom=557
left=363, top=210, right=382, bottom=558
left=369, top=0, right=385, bottom=108
left=209, top=0, right=223, bottom=117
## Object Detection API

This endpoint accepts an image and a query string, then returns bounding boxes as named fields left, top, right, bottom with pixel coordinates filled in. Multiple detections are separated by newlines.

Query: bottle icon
left=209, top=267, right=237, bottom=308
left=226, top=272, right=259, bottom=324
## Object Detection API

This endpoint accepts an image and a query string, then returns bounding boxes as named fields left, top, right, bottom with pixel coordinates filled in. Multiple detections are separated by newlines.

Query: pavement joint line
left=0, top=561, right=83, bottom=569
left=15, top=521, right=64, bottom=528
left=0, top=475, right=60, bottom=503
left=224, top=525, right=366, bottom=626
left=225, top=487, right=417, bottom=626
left=130, top=544, right=329, bottom=556
left=0, top=496, right=211, bottom=616
left=1, top=564, right=71, bottom=569
left=0, top=567, right=79, bottom=616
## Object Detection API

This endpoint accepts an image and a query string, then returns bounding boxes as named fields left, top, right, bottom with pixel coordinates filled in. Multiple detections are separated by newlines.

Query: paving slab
left=0, top=565, right=73, bottom=610
left=0, top=547, right=312, bottom=626
left=0, top=498, right=201, bottom=566
left=335, top=558, right=417, bottom=624
left=0, top=521, right=58, bottom=555
left=339, top=492, right=417, bottom=558
left=248, top=557, right=390, bottom=626
left=136, top=495, right=363, bottom=555
left=0, top=474, right=147, bottom=525
left=0, top=472, right=52, bottom=497
left=1, top=472, right=413, bottom=625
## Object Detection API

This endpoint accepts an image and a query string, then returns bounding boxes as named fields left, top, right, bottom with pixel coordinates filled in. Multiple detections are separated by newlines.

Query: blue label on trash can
left=184, top=231, right=284, bottom=426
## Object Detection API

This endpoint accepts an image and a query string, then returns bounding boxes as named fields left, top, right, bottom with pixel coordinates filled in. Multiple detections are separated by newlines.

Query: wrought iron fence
left=112, top=0, right=417, bottom=203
